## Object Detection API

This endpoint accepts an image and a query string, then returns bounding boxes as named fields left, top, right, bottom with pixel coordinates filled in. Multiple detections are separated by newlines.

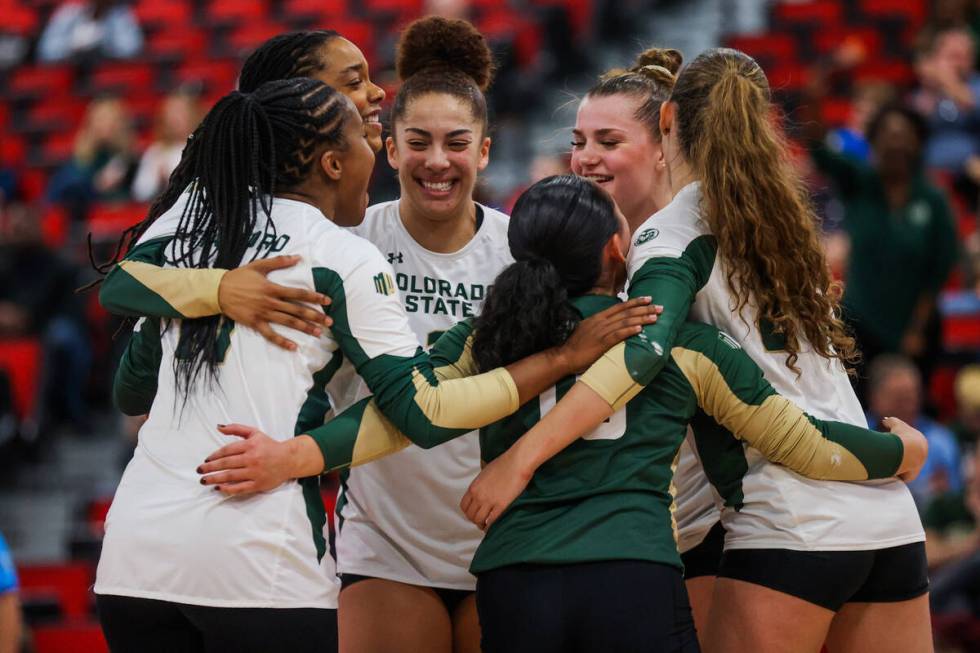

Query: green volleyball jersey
left=306, top=294, right=903, bottom=573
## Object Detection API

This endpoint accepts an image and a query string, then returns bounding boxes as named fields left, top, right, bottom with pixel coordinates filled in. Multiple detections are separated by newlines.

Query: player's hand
left=557, top=297, right=662, bottom=373
left=198, top=424, right=295, bottom=495
left=460, top=448, right=531, bottom=530
left=219, top=255, right=332, bottom=351
left=884, top=417, right=928, bottom=482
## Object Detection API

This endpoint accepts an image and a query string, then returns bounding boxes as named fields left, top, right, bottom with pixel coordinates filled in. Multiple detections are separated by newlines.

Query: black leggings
left=96, top=594, right=338, bottom=653
left=476, top=560, right=701, bottom=653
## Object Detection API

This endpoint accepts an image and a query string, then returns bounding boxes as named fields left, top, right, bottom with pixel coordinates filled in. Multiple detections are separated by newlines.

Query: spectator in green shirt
left=806, top=102, right=959, bottom=398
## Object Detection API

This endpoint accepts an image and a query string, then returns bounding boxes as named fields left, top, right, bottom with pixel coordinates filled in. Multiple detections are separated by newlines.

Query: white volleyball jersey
left=336, top=200, right=512, bottom=590
left=95, top=197, right=428, bottom=608
left=632, top=183, right=923, bottom=552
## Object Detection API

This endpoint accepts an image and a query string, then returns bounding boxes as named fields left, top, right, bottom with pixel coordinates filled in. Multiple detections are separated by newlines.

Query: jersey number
left=539, top=379, right=627, bottom=441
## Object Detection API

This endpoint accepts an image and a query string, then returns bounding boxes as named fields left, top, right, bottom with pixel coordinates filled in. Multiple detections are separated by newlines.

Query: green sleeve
left=580, top=237, right=715, bottom=409
left=674, top=331, right=902, bottom=481
left=306, top=320, right=481, bottom=471
left=809, top=141, right=865, bottom=199
left=113, top=317, right=163, bottom=415
left=99, top=236, right=225, bottom=319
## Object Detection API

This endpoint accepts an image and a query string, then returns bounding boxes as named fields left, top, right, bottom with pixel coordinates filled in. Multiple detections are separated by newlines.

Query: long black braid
left=160, top=77, right=352, bottom=397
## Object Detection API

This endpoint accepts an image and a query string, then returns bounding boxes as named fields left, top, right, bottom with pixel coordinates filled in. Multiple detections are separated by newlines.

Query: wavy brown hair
left=671, top=48, right=857, bottom=372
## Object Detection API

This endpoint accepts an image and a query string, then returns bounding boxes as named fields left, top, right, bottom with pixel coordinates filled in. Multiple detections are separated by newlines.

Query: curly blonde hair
left=670, top=48, right=857, bottom=372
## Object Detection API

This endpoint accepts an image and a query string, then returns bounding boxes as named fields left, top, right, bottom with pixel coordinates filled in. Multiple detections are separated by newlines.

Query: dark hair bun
left=633, top=47, right=683, bottom=76
left=396, top=16, right=494, bottom=91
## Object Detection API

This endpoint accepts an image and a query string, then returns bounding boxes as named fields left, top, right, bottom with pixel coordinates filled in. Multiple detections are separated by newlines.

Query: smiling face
left=571, top=94, right=663, bottom=228
left=387, top=92, right=490, bottom=222
left=315, top=38, right=386, bottom=152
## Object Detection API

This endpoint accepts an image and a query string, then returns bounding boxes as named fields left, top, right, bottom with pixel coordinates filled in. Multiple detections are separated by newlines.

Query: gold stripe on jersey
left=671, top=347, right=872, bottom=481
left=350, top=403, right=411, bottom=466
left=434, top=335, right=479, bottom=381
left=119, top=260, right=225, bottom=318
left=579, top=342, right=645, bottom=411
left=411, top=366, right=519, bottom=430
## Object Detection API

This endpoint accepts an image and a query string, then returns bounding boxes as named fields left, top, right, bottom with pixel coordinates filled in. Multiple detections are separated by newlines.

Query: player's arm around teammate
left=97, top=30, right=388, bottom=350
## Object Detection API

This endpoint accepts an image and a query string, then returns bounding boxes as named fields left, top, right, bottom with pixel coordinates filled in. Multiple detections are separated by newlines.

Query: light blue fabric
left=0, top=532, right=17, bottom=594
left=924, top=74, right=980, bottom=172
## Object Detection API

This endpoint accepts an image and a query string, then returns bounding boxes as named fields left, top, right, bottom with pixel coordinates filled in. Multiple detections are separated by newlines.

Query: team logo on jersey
left=635, top=228, right=659, bottom=246
left=373, top=272, right=395, bottom=296
left=718, top=331, right=741, bottom=350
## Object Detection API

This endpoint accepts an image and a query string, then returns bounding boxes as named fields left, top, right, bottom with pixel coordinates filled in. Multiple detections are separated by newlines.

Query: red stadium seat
left=176, top=60, right=239, bottom=95
left=25, top=98, right=88, bottom=134
left=206, top=0, right=267, bottom=25
left=363, top=0, right=423, bottom=16
left=41, top=204, right=68, bottom=248
left=87, top=202, right=150, bottom=241
left=860, top=0, right=926, bottom=26
left=853, top=59, right=915, bottom=86
left=283, top=0, right=348, bottom=20
left=8, top=66, right=73, bottom=98
left=0, top=2, right=38, bottom=35
left=227, top=22, right=290, bottom=55
left=774, top=1, right=842, bottom=27
left=0, top=339, right=42, bottom=419
left=0, top=135, right=27, bottom=168
left=146, top=28, right=208, bottom=59
left=813, top=27, right=883, bottom=57
left=727, top=33, right=797, bottom=64
left=18, top=563, right=95, bottom=620
left=820, top=97, right=854, bottom=128
left=33, top=620, right=108, bottom=653
left=19, top=169, right=48, bottom=202
left=40, top=131, right=78, bottom=168
left=89, top=62, right=156, bottom=95
left=133, top=0, right=192, bottom=28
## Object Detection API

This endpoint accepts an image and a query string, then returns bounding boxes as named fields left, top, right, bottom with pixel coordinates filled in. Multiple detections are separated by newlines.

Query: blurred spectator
left=37, top=0, right=143, bottom=64
left=0, top=531, right=20, bottom=653
left=866, top=354, right=963, bottom=506
left=912, top=27, right=980, bottom=179
left=0, top=204, right=91, bottom=434
left=46, top=97, right=137, bottom=226
left=825, top=80, right=895, bottom=163
left=930, top=446, right=980, bottom=621
left=953, top=365, right=980, bottom=449
left=131, top=91, right=201, bottom=202
left=804, top=100, right=958, bottom=392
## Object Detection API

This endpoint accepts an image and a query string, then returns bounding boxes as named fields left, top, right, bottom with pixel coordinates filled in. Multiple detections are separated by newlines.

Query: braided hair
left=238, top=30, right=341, bottom=93
left=151, top=77, right=353, bottom=396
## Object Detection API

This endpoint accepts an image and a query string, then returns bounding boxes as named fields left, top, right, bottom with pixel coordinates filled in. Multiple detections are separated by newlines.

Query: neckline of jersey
left=391, top=202, right=494, bottom=260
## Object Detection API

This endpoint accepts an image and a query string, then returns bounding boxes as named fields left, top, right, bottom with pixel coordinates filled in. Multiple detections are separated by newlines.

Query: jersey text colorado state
left=396, top=273, right=488, bottom=317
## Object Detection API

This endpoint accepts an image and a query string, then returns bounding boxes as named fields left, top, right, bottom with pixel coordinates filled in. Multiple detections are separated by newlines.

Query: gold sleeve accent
left=120, top=261, right=226, bottom=318
left=350, top=402, right=411, bottom=467
left=671, top=347, right=870, bottom=481
left=579, top=342, right=644, bottom=411
left=411, top=367, right=520, bottom=429
left=434, top=335, right=479, bottom=381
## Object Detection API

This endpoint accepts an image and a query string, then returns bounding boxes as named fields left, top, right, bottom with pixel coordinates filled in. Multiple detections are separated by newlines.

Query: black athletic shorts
left=96, top=594, right=337, bottom=653
left=681, top=521, right=726, bottom=580
left=476, top=560, right=701, bottom=653
left=718, top=541, right=929, bottom=612
left=339, top=573, right=472, bottom=615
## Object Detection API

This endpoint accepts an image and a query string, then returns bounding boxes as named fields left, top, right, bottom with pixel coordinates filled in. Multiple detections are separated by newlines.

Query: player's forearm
left=510, top=382, right=614, bottom=477
left=285, top=435, right=328, bottom=477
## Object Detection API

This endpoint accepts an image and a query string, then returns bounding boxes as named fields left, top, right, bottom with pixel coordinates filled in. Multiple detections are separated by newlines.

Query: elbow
left=625, top=341, right=669, bottom=386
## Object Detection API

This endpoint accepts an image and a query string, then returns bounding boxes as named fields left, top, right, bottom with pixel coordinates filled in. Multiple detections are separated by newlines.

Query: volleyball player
left=195, top=175, right=926, bottom=653
left=462, top=49, right=931, bottom=653
left=96, top=73, right=656, bottom=653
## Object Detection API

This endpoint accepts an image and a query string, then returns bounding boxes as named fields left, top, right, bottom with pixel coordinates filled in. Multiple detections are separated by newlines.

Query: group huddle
left=90, top=15, right=933, bottom=653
